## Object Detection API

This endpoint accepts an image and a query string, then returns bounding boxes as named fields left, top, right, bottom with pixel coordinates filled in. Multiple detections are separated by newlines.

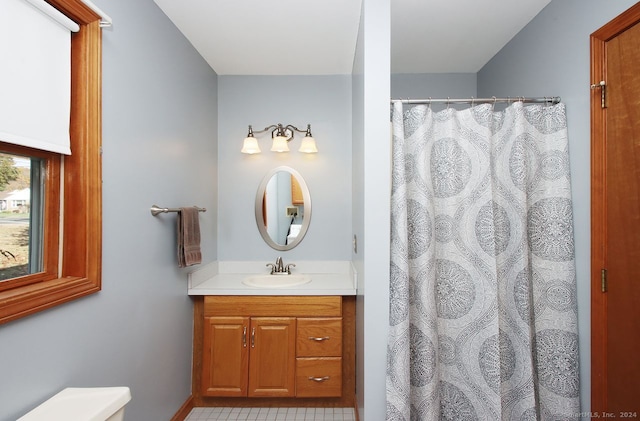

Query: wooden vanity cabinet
left=201, top=296, right=342, bottom=399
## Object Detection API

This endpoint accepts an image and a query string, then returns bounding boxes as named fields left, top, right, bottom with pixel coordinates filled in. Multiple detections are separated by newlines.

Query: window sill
left=0, top=276, right=99, bottom=324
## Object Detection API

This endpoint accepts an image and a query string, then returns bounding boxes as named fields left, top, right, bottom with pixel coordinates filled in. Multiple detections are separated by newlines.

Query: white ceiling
left=153, top=0, right=552, bottom=75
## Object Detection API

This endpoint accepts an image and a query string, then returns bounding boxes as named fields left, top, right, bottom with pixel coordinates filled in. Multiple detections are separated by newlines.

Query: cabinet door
left=248, top=317, right=296, bottom=397
left=202, top=316, right=249, bottom=397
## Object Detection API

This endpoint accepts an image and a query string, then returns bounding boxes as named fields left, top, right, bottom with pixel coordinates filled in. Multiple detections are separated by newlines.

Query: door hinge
left=601, top=268, right=608, bottom=292
left=591, top=80, right=606, bottom=108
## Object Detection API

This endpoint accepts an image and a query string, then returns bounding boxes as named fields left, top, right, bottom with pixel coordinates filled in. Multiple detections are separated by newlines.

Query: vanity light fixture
left=241, top=123, right=318, bottom=154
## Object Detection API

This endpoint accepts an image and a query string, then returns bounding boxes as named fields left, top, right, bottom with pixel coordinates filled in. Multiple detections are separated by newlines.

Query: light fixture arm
left=284, top=124, right=308, bottom=134
left=247, top=123, right=300, bottom=141
left=249, top=124, right=279, bottom=135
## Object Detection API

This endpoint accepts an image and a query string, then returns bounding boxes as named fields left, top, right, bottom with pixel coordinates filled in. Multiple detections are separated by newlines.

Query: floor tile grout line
left=185, top=407, right=356, bottom=421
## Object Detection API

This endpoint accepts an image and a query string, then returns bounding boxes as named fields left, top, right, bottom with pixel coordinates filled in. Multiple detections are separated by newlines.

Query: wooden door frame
left=590, top=2, right=640, bottom=412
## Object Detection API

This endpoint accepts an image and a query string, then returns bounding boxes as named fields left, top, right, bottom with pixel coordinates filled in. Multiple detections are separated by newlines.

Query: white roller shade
left=0, top=0, right=79, bottom=155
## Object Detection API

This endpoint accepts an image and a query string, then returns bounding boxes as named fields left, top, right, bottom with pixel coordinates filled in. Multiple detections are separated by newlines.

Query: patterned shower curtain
left=386, top=101, right=580, bottom=421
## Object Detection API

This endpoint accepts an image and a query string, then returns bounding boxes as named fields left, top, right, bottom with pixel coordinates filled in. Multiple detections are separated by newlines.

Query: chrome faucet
left=266, top=257, right=296, bottom=275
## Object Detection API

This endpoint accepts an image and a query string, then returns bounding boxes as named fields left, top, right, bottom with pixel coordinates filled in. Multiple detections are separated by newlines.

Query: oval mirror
left=255, top=166, right=311, bottom=251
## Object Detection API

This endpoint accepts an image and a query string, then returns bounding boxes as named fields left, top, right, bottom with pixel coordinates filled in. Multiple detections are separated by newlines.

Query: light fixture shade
left=271, top=136, right=290, bottom=152
left=241, top=136, right=261, bottom=154
left=298, top=136, right=318, bottom=153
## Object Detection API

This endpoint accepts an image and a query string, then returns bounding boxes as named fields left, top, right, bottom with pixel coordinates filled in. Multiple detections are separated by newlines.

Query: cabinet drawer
left=296, top=357, right=342, bottom=397
left=297, top=318, right=342, bottom=357
left=204, top=296, right=342, bottom=317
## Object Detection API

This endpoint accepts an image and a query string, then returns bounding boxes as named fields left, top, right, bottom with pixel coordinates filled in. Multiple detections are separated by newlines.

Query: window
left=0, top=150, right=58, bottom=284
left=0, top=0, right=103, bottom=324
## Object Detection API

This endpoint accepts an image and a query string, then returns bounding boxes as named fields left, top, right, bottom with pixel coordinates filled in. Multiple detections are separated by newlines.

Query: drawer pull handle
left=308, top=336, right=330, bottom=342
left=308, top=376, right=330, bottom=382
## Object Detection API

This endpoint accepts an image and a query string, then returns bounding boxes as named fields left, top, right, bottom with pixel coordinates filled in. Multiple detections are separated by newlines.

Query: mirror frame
left=255, top=166, right=312, bottom=251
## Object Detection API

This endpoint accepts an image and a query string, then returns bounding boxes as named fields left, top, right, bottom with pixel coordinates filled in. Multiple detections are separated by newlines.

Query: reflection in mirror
left=255, top=166, right=311, bottom=251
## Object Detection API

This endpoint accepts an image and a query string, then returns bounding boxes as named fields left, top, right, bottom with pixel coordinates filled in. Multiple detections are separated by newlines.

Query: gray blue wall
left=352, top=0, right=391, bottom=419
left=351, top=8, right=366, bottom=417
left=391, top=73, right=477, bottom=108
left=477, top=0, right=638, bottom=411
left=0, top=0, right=218, bottom=419
left=217, top=75, right=352, bottom=262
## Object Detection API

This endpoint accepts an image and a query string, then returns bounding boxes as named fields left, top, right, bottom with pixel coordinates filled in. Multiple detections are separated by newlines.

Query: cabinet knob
left=308, top=336, right=330, bottom=342
left=308, top=376, right=330, bottom=382
left=242, top=326, right=247, bottom=348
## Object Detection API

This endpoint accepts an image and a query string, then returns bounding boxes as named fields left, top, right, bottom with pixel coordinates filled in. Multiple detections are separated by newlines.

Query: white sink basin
left=242, top=274, right=311, bottom=288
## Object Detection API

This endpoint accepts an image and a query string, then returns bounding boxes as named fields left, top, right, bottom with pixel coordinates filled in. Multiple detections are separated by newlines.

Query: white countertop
left=188, top=261, right=357, bottom=296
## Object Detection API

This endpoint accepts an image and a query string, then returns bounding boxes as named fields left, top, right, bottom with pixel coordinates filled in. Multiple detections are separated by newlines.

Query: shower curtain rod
left=390, top=96, right=561, bottom=105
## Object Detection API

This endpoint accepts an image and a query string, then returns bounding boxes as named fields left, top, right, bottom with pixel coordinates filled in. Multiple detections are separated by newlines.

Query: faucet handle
left=284, top=263, right=296, bottom=274
left=266, top=263, right=276, bottom=274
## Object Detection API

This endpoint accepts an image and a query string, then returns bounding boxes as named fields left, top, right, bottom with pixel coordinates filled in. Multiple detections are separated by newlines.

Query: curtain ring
left=471, top=96, right=475, bottom=107
left=492, top=96, right=497, bottom=111
left=447, top=97, right=450, bottom=110
left=428, top=97, right=432, bottom=110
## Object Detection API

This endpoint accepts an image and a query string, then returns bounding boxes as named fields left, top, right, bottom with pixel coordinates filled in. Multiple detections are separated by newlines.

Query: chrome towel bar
left=150, top=205, right=206, bottom=216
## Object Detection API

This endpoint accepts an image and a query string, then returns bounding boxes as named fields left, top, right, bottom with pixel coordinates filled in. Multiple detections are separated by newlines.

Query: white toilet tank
left=18, top=387, right=131, bottom=421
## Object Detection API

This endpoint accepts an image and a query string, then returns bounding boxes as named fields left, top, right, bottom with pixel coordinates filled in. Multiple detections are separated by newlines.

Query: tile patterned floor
left=185, top=407, right=356, bottom=421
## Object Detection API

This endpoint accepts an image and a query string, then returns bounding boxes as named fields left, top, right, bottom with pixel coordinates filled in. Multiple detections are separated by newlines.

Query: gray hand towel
left=177, top=207, right=201, bottom=267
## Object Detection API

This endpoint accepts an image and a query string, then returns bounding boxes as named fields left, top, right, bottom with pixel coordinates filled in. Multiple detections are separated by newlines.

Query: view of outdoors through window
left=0, top=153, right=39, bottom=281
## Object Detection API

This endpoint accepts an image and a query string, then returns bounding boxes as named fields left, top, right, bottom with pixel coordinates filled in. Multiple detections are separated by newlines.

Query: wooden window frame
left=0, top=0, right=102, bottom=325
